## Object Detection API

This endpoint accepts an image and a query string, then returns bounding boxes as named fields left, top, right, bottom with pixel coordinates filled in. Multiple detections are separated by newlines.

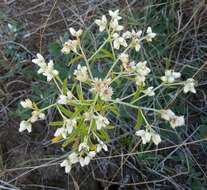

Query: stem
left=55, top=75, right=63, bottom=85
left=41, top=103, right=57, bottom=112
left=57, top=105, right=66, bottom=119
left=140, top=110, right=150, bottom=126
left=163, top=82, right=185, bottom=86
left=131, top=84, right=164, bottom=104
left=79, top=44, right=93, bottom=79
left=87, top=95, right=99, bottom=140
left=108, top=29, right=116, bottom=61
left=105, top=42, right=132, bottom=79
left=53, top=78, right=62, bottom=93
left=88, top=37, right=110, bottom=62
left=110, top=99, right=160, bottom=112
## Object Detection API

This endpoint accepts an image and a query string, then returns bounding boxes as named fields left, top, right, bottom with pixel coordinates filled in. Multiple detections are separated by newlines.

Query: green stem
left=88, top=37, right=110, bottom=62
left=110, top=99, right=160, bottom=112
left=105, top=42, right=132, bottom=79
left=79, top=44, right=93, bottom=79
left=40, top=103, right=57, bottom=112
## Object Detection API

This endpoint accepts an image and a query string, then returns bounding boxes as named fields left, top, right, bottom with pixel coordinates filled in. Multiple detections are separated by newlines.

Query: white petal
left=152, top=134, right=161, bottom=145
left=135, top=130, right=145, bottom=137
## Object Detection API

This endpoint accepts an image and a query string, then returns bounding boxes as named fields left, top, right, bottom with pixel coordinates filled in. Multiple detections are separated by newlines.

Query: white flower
left=94, top=114, right=109, bottom=130
left=134, top=61, right=151, bottom=86
left=66, top=90, right=73, bottom=99
left=19, top=120, right=32, bottom=133
left=20, top=99, right=33, bottom=109
left=54, top=119, right=76, bottom=138
left=57, top=95, right=67, bottom=105
left=136, top=129, right=151, bottom=144
left=109, top=10, right=122, bottom=20
left=69, top=152, right=79, bottom=164
left=112, top=33, right=127, bottom=50
left=146, top=27, right=156, bottom=42
left=132, top=38, right=141, bottom=52
left=183, top=78, right=196, bottom=94
left=32, top=54, right=59, bottom=82
left=160, top=109, right=175, bottom=121
left=91, top=78, right=113, bottom=101
left=43, top=60, right=59, bottom=82
left=161, top=70, right=181, bottom=83
left=160, top=109, right=185, bottom=128
left=135, top=129, right=161, bottom=145
left=123, top=29, right=142, bottom=39
left=143, top=87, right=155, bottom=96
left=69, top=27, right=83, bottom=38
left=74, top=64, right=89, bottom=82
left=122, top=61, right=136, bottom=73
left=83, top=112, right=94, bottom=121
left=32, top=53, right=46, bottom=67
left=54, top=127, right=67, bottom=139
left=61, top=39, right=79, bottom=54
left=96, top=140, right=108, bottom=153
left=60, top=152, right=79, bottom=173
left=131, top=30, right=142, bottom=38
left=78, top=137, right=89, bottom=152
left=134, top=61, right=151, bottom=76
left=32, top=54, right=47, bottom=74
left=99, top=87, right=113, bottom=101
left=123, top=30, right=142, bottom=51
left=79, top=151, right=96, bottom=167
left=119, top=53, right=129, bottom=64
left=65, top=119, right=76, bottom=134
left=30, top=111, right=45, bottom=123
left=57, top=91, right=73, bottom=105
left=151, top=132, right=162, bottom=145
left=60, top=159, right=72, bottom=173
left=135, top=75, right=146, bottom=86
left=122, top=31, right=132, bottom=39
left=110, top=19, right=124, bottom=32
left=169, top=115, right=185, bottom=128
left=95, top=15, right=107, bottom=32
left=33, top=56, right=59, bottom=82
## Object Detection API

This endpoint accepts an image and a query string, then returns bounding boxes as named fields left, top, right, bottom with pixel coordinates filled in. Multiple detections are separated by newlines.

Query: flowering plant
left=19, top=10, right=196, bottom=173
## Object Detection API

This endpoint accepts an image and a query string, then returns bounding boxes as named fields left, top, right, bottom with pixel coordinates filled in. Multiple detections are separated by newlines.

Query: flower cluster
left=61, top=136, right=108, bottom=173
left=95, top=10, right=156, bottom=52
left=32, top=54, right=59, bottom=82
left=160, top=109, right=184, bottom=128
left=19, top=10, right=197, bottom=174
left=91, top=78, right=113, bottom=101
left=136, top=127, right=161, bottom=145
left=61, top=28, right=83, bottom=54
left=54, top=119, right=77, bottom=138
left=19, top=99, right=45, bottom=133
left=74, top=64, right=89, bottom=82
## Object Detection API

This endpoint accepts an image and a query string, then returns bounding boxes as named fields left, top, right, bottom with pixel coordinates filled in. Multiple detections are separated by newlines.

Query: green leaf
left=68, top=55, right=82, bottom=66
left=58, top=105, right=73, bottom=118
left=96, top=129, right=110, bottom=141
left=62, top=133, right=76, bottom=148
left=76, top=84, right=84, bottom=100
left=131, top=85, right=143, bottom=103
left=48, top=41, right=61, bottom=57
left=49, top=121, right=64, bottom=126
left=100, top=49, right=113, bottom=59
left=106, top=125, right=115, bottom=129
left=62, top=79, right=68, bottom=94
left=135, top=109, right=143, bottom=129
left=91, top=48, right=113, bottom=62
left=103, top=104, right=120, bottom=117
